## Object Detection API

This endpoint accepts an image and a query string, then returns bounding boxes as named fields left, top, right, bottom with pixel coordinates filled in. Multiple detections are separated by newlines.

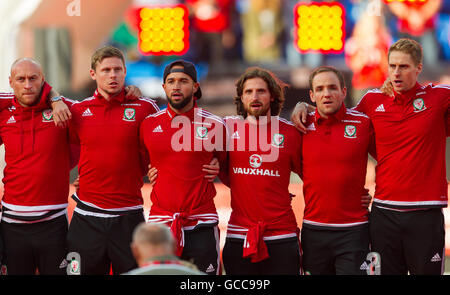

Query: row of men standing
left=0, top=38, right=448, bottom=275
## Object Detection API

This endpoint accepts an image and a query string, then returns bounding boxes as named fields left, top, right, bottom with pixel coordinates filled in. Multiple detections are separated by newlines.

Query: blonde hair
left=91, top=46, right=125, bottom=70
left=388, top=38, right=423, bottom=66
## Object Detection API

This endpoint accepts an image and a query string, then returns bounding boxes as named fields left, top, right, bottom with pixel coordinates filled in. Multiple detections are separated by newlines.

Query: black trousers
left=222, top=237, right=301, bottom=275
left=369, top=206, right=445, bottom=275
left=180, top=225, right=221, bottom=275
left=67, top=211, right=144, bottom=275
left=1, top=215, right=68, bottom=275
left=301, top=225, right=370, bottom=275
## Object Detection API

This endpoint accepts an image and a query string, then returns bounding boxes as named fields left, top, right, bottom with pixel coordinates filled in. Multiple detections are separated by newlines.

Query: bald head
left=9, top=58, right=45, bottom=107
left=131, top=223, right=176, bottom=266
left=10, top=58, right=43, bottom=76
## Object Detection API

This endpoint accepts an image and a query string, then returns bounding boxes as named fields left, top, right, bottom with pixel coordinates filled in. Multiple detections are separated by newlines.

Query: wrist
left=296, top=101, right=306, bottom=108
left=50, top=95, right=62, bottom=104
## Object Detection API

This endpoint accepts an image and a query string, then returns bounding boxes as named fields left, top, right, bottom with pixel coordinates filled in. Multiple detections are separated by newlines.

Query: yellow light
left=151, top=42, right=162, bottom=52
left=172, top=7, right=185, bottom=18
left=173, top=30, right=185, bottom=41
left=140, top=7, right=152, bottom=20
left=140, top=19, right=151, bottom=29
left=138, top=5, right=189, bottom=55
left=332, top=40, right=343, bottom=50
left=162, top=7, right=172, bottom=17
left=330, top=5, right=342, bottom=17
left=173, top=19, right=184, bottom=30
left=320, top=6, right=330, bottom=15
left=140, top=30, right=151, bottom=41
left=294, top=3, right=345, bottom=53
left=173, top=41, right=185, bottom=52
left=141, top=41, right=151, bottom=52
left=310, top=5, right=320, bottom=16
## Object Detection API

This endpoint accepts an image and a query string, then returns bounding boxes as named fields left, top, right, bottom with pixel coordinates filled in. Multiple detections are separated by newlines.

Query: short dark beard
left=167, top=92, right=194, bottom=111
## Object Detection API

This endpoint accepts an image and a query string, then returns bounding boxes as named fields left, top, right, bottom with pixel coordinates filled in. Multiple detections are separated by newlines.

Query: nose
left=249, top=90, right=259, bottom=99
left=392, top=66, right=401, bottom=76
left=323, top=87, right=332, bottom=97
left=173, top=81, right=182, bottom=90
left=24, top=79, right=32, bottom=89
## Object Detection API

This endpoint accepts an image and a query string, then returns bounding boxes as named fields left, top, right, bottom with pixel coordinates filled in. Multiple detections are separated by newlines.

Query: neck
left=395, top=83, right=418, bottom=95
left=169, top=100, right=194, bottom=115
left=246, top=111, right=271, bottom=125
left=97, top=88, right=118, bottom=101
left=316, top=109, right=329, bottom=120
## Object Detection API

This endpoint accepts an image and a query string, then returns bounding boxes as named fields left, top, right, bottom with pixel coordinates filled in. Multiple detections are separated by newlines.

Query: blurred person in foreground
left=125, top=223, right=205, bottom=275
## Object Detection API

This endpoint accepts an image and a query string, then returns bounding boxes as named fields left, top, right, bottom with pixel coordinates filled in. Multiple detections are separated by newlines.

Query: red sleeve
left=214, top=120, right=230, bottom=186
left=218, top=157, right=230, bottom=187
left=353, top=94, right=368, bottom=114
left=68, top=106, right=80, bottom=145
left=139, top=119, right=150, bottom=176
left=446, top=115, right=449, bottom=137
left=368, top=120, right=377, bottom=160
left=0, top=93, right=14, bottom=111
left=290, top=129, right=303, bottom=177
left=445, top=89, right=450, bottom=137
left=61, top=96, right=77, bottom=108
left=69, top=143, right=80, bottom=170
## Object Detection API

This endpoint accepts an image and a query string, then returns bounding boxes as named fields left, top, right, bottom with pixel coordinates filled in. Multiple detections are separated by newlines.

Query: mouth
left=392, top=80, right=403, bottom=86
left=171, top=92, right=183, bottom=100
left=109, top=81, right=119, bottom=87
left=250, top=102, right=262, bottom=109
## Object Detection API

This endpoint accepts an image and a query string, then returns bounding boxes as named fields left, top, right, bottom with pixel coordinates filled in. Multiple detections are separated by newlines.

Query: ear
left=130, top=243, right=140, bottom=263
left=416, top=63, right=423, bottom=75
left=309, top=90, right=316, bottom=103
left=9, top=76, right=12, bottom=88
left=193, top=82, right=199, bottom=93
left=342, top=86, right=347, bottom=98
left=89, top=69, right=96, bottom=81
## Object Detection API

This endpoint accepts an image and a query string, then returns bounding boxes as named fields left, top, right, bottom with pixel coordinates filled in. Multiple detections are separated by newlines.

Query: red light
left=137, top=5, right=189, bottom=56
left=293, top=2, right=345, bottom=54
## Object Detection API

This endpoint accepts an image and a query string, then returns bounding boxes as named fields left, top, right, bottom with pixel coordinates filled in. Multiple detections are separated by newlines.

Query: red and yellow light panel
left=294, top=2, right=345, bottom=54
left=137, top=5, right=189, bottom=56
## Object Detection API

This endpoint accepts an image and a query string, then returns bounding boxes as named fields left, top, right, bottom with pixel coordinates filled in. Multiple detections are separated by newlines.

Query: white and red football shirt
left=0, top=82, right=76, bottom=223
left=355, top=83, right=449, bottom=210
left=69, top=89, right=159, bottom=212
left=140, top=105, right=227, bottom=255
left=302, top=104, right=374, bottom=229
left=224, top=116, right=302, bottom=262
